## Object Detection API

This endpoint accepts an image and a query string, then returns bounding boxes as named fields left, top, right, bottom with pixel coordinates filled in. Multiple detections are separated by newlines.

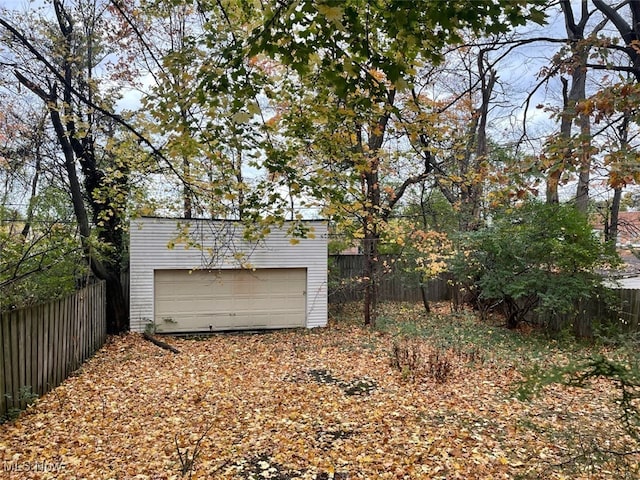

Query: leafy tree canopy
left=451, top=201, right=618, bottom=330
left=249, top=0, right=547, bottom=99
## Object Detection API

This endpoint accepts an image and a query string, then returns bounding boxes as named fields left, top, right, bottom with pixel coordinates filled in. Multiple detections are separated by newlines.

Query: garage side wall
left=129, top=218, right=328, bottom=332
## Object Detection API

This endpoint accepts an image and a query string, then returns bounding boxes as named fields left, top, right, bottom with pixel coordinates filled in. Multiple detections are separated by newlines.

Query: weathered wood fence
left=0, top=281, right=106, bottom=420
left=329, top=255, right=452, bottom=304
left=329, top=255, right=640, bottom=335
left=566, top=288, right=640, bottom=336
left=616, top=288, right=640, bottom=331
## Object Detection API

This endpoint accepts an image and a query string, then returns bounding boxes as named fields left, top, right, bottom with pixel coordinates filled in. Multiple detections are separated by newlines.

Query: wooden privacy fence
left=570, top=288, right=640, bottom=336
left=0, top=281, right=106, bottom=420
left=489, top=288, right=640, bottom=337
left=329, top=254, right=452, bottom=304
left=616, top=288, right=640, bottom=331
left=329, top=255, right=640, bottom=335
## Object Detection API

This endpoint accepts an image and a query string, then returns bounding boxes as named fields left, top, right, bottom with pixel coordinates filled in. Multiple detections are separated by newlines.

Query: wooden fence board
left=0, top=313, right=9, bottom=416
left=20, top=309, right=33, bottom=408
left=69, top=296, right=77, bottom=372
left=16, top=310, right=23, bottom=409
left=83, top=289, right=89, bottom=362
left=329, top=255, right=452, bottom=304
left=84, top=290, right=89, bottom=363
left=76, top=293, right=82, bottom=369
left=24, top=310, right=33, bottom=407
left=53, top=302, right=60, bottom=389
left=47, top=302, right=55, bottom=392
left=18, top=309, right=28, bottom=409
left=38, top=304, right=51, bottom=404
left=70, top=296, right=75, bottom=368
left=58, top=299, right=65, bottom=381
left=0, top=281, right=107, bottom=420
left=632, top=290, right=640, bottom=330
left=89, top=289, right=94, bottom=355
left=79, top=291, right=86, bottom=364
left=10, top=311, right=19, bottom=410
left=62, top=295, right=69, bottom=380
left=100, top=283, right=106, bottom=345
left=62, top=300, right=67, bottom=380
left=30, top=309, right=38, bottom=402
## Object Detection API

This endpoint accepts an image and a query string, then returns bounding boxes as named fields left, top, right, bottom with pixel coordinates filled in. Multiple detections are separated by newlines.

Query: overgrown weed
left=353, top=301, right=601, bottom=367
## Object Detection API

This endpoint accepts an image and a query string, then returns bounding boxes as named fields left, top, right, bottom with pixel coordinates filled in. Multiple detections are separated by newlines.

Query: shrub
left=450, top=201, right=618, bottom=330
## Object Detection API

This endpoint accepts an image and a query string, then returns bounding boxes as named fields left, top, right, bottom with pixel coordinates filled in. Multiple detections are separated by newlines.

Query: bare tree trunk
left=458, top=50, right=495, bottom=231
left=420, top=278, right=431, bottom=314
left=362, top=147, right=382, bottom=327
left=574, top=100, right=591, bottom=213
left=183, top=155, right=192, bottom=219
left=608, top=186, right=622, bottom=247
left=548, top=0, right=591, bottom=208
left=20, top=123, right=43, bottom=239
left=362, top=230, right=379, bottom=327
left=360, top=90, right=395, bottom=328
left=608, top=114, right=630, bottom=248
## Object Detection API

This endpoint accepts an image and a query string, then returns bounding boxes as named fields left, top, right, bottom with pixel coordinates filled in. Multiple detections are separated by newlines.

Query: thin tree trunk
left=183, top=156, right=192, bottom=219
left=20, top=143, right=42, bottom=238
left=360, top=90, right=395, bottom=327
left=362, top=232, right=378, bottom=326
left=362, top=162, right=381, bottom=327
left=420, top=278, right=431, bottom=314
left=608, top=186, right=622, bottom=247
left=235, top=148, right=244, bottom=220
left=574, top=103, right=591, bottom=213
left=608, top=114, right=630, bottom=248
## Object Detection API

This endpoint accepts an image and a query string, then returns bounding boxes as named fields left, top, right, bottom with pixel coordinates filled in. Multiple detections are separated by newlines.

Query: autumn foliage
left=0, top=303, right=635, bottom=479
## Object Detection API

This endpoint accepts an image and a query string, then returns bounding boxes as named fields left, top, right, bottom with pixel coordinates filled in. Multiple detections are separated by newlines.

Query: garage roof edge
left=134, top=216, right=327, bottom=223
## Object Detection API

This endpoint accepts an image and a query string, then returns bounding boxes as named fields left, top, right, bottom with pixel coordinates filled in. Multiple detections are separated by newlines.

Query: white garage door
left=153, top=268, right=307, bottom=333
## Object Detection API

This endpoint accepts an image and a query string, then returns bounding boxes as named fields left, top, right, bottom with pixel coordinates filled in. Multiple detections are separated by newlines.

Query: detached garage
left=129, top=217, right=328, bottom=333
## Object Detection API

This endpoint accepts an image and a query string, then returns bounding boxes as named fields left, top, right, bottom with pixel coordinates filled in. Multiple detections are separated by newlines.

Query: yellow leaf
left=317, top=4, right=344, bottom=25
left=232, top=111, right=251, bottom=123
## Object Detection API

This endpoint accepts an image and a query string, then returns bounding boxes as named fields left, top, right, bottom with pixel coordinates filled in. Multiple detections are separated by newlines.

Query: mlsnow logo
left=3, top=460, right=66, bottom=473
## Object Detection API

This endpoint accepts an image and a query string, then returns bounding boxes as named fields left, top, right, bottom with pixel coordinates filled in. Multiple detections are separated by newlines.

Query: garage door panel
left=154, top=268, right=306, bottom=332
left=156, top=313, right=304, bottom=332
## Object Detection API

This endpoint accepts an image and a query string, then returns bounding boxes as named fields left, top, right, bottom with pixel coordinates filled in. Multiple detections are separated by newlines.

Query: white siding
left=129, top=217, right=328, bottom=332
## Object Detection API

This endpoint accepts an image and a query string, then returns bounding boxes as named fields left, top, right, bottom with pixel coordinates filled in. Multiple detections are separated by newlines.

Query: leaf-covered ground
left=0, top=303, right=637, bottom=479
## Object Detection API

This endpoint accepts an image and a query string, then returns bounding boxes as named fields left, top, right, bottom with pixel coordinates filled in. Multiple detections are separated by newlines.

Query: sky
left=1, top=0, right=637, bottom=209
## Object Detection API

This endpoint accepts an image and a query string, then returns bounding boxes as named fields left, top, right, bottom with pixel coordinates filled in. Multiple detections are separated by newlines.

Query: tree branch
left=382, top=170, right=431, bottom=222
left=0, top=15, right=176, bottom=176
left=142, top=333, right=180, bottom=354
left=593, top=0, right=633, bottom=42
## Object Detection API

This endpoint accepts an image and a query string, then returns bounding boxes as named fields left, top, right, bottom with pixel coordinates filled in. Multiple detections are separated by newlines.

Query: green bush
left=451, top=201, right=618, bottom=330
